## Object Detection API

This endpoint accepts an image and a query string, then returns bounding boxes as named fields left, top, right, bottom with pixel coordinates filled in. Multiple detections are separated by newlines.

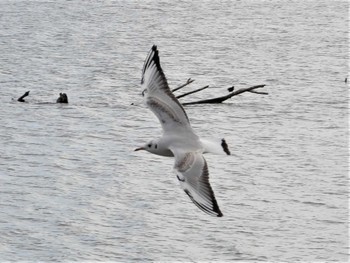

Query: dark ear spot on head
left=155, top=144, right=158, bottom=149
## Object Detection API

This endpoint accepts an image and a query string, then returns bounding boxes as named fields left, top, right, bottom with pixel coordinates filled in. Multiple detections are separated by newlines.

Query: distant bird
left=227, top=86, right=235, bottom=92
left=56, top=93, right=68, bottom=103
left=135, top=45, right=231, bottom=217
left=17, top=91, right=30, bottom=102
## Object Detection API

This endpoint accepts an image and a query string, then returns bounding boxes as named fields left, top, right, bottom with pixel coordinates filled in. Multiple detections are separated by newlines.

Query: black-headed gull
left=135, top=45, right=230, bottom=217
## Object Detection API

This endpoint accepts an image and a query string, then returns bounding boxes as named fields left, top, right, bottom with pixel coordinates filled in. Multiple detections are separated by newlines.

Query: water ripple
left=0, top=0, right=348, bottom=262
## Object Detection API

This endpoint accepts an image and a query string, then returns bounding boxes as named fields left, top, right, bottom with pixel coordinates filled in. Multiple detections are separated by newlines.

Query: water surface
left=0, top=0, right=348, bottom=262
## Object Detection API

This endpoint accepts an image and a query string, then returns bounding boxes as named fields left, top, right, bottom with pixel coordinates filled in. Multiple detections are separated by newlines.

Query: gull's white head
left=134, top=139, right=173, bottom=157
left=135, top=139, right=157, bottom=152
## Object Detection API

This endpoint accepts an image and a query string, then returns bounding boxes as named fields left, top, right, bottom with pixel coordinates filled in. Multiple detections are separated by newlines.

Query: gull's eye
left=148, top=144, right=152, bottom=148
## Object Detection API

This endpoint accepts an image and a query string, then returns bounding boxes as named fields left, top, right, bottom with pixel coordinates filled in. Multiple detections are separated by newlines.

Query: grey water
left=0, top=0, right=348, bottom=262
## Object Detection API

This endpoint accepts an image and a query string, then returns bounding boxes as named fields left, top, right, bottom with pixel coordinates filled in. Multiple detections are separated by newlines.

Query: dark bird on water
left=56, top=93, right=68, bottom=103
left=227, top=86, right=234, bottom=92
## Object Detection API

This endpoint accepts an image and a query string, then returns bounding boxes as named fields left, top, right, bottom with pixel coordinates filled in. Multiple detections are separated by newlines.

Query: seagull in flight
left=135, top=45, right=231, bottom=217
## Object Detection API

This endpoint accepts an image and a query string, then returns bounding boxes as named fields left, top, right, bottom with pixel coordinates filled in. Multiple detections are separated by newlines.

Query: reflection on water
left=0, top=0, right=348, bottom=262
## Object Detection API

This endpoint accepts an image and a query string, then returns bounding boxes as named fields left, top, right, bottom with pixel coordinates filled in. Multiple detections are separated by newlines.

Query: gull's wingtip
left=221, top=139, right=231, bottom=155
left=145, top=44, right=162, bottom=76
left=213, top=200, right=223, bottom=217
left=183, top=188, right=223, bottom=218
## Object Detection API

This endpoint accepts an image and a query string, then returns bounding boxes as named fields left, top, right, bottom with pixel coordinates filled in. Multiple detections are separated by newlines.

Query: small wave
left=301, top=201, right=327, bottom=207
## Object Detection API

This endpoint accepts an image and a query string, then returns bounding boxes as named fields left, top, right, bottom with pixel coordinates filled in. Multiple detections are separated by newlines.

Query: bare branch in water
left=172, top=79, right=267, bottom=105
left=176, top=85, right=209, bottom=99
left=172, top=78, right=195, bottom=92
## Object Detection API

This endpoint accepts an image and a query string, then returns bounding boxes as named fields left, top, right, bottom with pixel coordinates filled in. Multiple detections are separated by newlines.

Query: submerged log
left=16, top=91, right=69, bottom=103
left=17, top=91, right=30, bottom=102
left=176, top=85, right=209, bottom=99
left=172, top=78, right=194, bottom=92
left=173, top=79, right=267, bottom=105
left=182, top=84, right=266, bottom=105
left=247, top=90, right=268, bottom=95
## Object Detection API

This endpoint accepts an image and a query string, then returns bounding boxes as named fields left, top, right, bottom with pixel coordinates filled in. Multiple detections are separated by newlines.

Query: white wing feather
left=141, top=45, right=192, bottom=134
left=173, top=150, right=223, bottom=217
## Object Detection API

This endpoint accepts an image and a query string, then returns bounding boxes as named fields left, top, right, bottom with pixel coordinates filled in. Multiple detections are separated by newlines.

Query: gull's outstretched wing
left=141, top=45, right=192, bottom=134
left=173, top=150, right=223, bottom=217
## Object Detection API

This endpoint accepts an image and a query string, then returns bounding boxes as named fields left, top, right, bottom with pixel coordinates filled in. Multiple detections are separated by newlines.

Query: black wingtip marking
left=141, top=45, right=162, bottom=85
left=221, top=139, right=231, bottom=155
left=217, top=210, right=223, bottom=217
left=184, top=189, right=223, bottom=217
left=212, top=195, right=223, bottom=217
left=151, top=45, right=162, bottom=72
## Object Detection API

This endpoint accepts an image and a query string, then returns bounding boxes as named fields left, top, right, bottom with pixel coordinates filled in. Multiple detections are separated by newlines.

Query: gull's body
left=136, top=45, right=230, bottom=217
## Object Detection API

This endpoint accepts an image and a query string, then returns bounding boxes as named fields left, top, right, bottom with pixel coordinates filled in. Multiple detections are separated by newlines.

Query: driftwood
left=247, top=90, right=268, bottom=95
left=16, top=91, right=68, bottom=103
left=176, top=85, right=209, bottom=99
left=172, top=78, right=195, bottom=92
left=172, top=79, right=267, bottom=105
left=18, top=91, right=30, bottom=102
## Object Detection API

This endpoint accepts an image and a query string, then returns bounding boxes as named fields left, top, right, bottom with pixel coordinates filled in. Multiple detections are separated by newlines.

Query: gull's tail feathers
left=201, top=138, right=231, bottom=156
